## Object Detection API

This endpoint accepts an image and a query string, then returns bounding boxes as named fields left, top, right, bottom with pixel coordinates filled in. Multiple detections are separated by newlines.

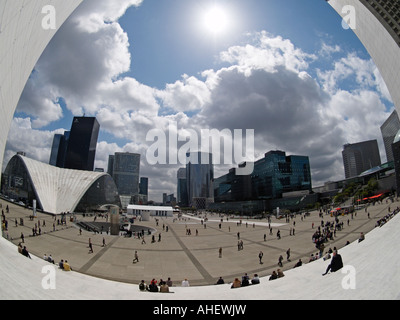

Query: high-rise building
left=139, top=177, right=148, bottom=196
left=49, top=134, right=63, bottom=166
left=177, top=168, right=188, bottom=206
left=64, top=117, right=100, bottom=171
left=49, top=131, right=69, bottom=168
left=391, top=130, right=400, bottom=192
left=381, top=110, right=400, bottom=163
left=186, top=152, right=214, bottom=209
left=251, top=151, right=312, bottom=200
left=112, top=152, right=141, bottom=197
left=107, top=155, right=114, bottom=177
left=213, top=150, right=312, bottom=202
left=342, top=140, right=381, bottom=178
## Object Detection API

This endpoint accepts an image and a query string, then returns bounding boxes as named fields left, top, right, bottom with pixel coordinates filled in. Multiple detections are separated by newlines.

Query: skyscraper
left=139, top=177, right=148, bottom=196
left=391, top=129, right=400, bottom=192
left=112, top=152, right=141, bottom=197
left=64, top=117, right=100, bottom=171
left=380, top=110, right=400, bottom=163
left=107, top=155, right=115, bottom=176
left=49, top=131, right=69, bottom=168
left=186, top=152, right=214, bottom=209
left=177, top=168, right=188, bottom=207
left=342, top=140, right=381, bottom=178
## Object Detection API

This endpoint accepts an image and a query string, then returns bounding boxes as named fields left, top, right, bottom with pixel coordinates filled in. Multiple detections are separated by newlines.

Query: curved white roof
left=18, top=155, right=107, bottom=214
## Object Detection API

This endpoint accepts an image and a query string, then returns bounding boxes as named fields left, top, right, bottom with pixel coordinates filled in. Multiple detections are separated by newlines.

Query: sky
left=4, top=0, right=394, bottom=202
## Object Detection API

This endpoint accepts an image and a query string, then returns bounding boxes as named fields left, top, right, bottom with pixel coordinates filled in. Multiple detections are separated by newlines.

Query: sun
left=202, top=5, right=230, bottom=35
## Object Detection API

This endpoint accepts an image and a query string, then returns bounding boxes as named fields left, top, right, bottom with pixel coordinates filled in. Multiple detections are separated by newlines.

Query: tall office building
left=213, top=150, right=311, bottom=202
left=342, top=140, right=381, bottom=178
left=381, top=110, right=400, bottom=163
left=251, top=151, right=312, bottom=200
left=186, top=152, right=214, bottom=209
left=107, top=155, right=114, bottom=177
left=64, top=117, right=100, bottom=171
left=49, top=131, right=69, bottom=168
left=112, top=152, right=141, bottom=197
left=139, top=177, right=148, bottom=196
left=391, top=130, right=400, bottom=192
left=177, top=168, right=188, bottom=207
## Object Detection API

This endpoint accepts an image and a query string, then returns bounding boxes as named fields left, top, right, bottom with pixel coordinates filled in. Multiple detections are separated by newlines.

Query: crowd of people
left=139, top=277, right=182, bottom=293
left=3, top=196, right=399, bottom=293
left=375, top=207, right=399, bottom=227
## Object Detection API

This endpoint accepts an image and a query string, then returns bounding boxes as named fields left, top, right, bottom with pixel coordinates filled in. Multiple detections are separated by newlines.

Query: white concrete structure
left=127, top=205, right=174, bottom=221
left=4, top=155, right=109, bottom=214
left=1, top=211, right=399, bottom=300
left=1, top=0, right=400, bottom=302
left=0, top=0, right=83, bottom=176
left=329, top=0, right=400, bottom=111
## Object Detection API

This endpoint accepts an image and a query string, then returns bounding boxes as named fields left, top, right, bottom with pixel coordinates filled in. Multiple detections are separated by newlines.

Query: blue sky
left=119, top=0, right=368, bottom=89
left=6, top=0, right=394, bottom=202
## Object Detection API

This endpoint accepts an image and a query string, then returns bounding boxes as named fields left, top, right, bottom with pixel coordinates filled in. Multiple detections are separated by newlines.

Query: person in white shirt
left=181, top=278, right=190, bottom=287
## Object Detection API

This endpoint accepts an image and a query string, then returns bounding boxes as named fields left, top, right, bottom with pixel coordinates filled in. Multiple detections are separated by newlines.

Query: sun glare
left=202, top=5, right=230, bottom=35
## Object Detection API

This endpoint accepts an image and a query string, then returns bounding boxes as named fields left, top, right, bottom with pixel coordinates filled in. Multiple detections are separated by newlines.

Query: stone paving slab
left=1, top=197, right=395, bottom=286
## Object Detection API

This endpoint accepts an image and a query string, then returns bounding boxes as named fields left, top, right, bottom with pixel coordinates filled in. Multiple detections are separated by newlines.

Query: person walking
left=259, top=251, right=264, bottom=264
left=219, top=247, right=222, bottom=258
left=278, top=255, right=283, bottom=267
left=88, top=238, right=93, bottom=253
left=132, top=250, right=139, bottom=263
left=286, top=248, right=291, bottom=261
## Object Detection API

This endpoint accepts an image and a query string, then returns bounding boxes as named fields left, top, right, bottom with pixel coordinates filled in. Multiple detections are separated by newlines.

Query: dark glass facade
left=342, top=140, right=381, bottom=178
left=64, top=117, right=100, bottom=171
left=381, top=110, right=400, bottom=162
left=139, top=177, right=148, bottom=196
left=186, top=152, right=214, bottom=208
left=177, top=168, right=188, bottom=206
left=214, top=151, right=312, bottom=202
left=112, top=152, right=140, bottom=196
left=392, top=130, right=400, bottom=193
left=1, top=156, right=37, bottom=207
left=74, top=175, right=121, bottom=213
left=49, top=131, right=69, bottom=168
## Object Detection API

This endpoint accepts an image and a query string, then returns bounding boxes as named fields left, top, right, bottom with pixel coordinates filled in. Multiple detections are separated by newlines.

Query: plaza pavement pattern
left=1, top=198, right=400, bottom=300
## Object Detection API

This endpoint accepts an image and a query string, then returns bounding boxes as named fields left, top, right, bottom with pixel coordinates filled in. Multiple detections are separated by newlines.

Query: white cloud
left=220, top=31, right=317, bottom=75
left=158, top=74, right=211, bottom=112
left=7, top=3, right=394, bottom=200
left=3, top=118, right=61, bottom=169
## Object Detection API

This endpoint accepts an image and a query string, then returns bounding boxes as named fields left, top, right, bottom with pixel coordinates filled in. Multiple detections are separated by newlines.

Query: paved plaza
left=1, top=198, right=395, bottom=287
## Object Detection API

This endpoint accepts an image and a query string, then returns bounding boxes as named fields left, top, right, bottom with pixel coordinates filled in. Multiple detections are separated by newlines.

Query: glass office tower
left=381, top=110, right=400, bottom=163
left=186, top=152, right=214, bottom=209
left=251, top=151, right=312, bottom=199
left=177, top=168, right=188, bottom=206
left=49, top=131, right=69, bottom=168
left=64, top=117, right=100, bottom=171
left=112, top=152, right=141, bottom=197
left=342, top=140, right=381, bottom=178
